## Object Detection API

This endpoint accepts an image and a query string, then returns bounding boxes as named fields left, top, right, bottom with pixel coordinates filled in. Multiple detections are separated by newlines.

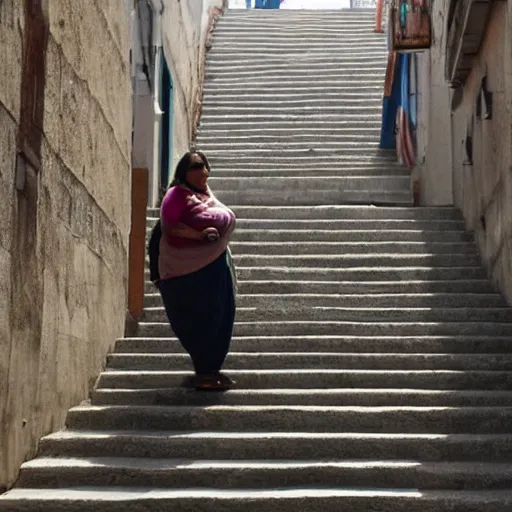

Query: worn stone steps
left=106, top=352, right=512, bottom=372
left=209, top=168, right=409, bottom=177
left=227, top=241, right=475, bottom=253
left=91, top=387, right=512, bottom=407
left=211, top=253, right=482, bottom=267
left=202, top=87, right=386, bottom=96
left=197, top=134, right=384, bottom=144
left=143, top=306, right=512, bottom=323
left=136, top=321, right=512, bottom=338
left=146, top=218, right=467, bottom=231
left=143, top=292, right=502, bottom=308
left=205, top=70, right=386, bottom=81
left=65, top=404, right=512, bottom=434
left=146, top=206, right=463, bottom=219
left=115, top=336, right=512, bottom=354
left=213, top=190, right=413, bottom=206
left=205, top=61, right=387, bottom=70
left=17, top=457, right=512, bottom=490
left=36, top=430, right=512, bottom=462
left=167, top=278, right=492, bottom=293
left=198, top=139, right=385, bottom=148
left=143, top=284, right=499, bottom=305
left=96, top=369, right=512, bottom=391
left=223, top=230, right=475, bottom=242
left=145, top=267, right=487, bottom=285
left=5, top=488, right=512, bottom=512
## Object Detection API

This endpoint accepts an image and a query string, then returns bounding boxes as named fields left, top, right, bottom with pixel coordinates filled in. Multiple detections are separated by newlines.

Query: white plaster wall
left=162, top=0, right=225, bottom=173
left=416, top=0, right=454, bottom=205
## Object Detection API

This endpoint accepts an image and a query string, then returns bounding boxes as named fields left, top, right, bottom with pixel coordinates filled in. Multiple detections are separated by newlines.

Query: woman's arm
left=164, top=222, right=203, bottom=241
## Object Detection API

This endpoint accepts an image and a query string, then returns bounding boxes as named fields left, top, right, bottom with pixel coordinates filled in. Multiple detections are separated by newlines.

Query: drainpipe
left=149, top=0, right=164, bottom=207
left=375, top=0, right=384, bottom=33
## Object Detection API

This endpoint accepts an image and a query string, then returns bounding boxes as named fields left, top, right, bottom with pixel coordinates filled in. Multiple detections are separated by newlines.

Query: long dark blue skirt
left=158, top=252, right=235, bottom=374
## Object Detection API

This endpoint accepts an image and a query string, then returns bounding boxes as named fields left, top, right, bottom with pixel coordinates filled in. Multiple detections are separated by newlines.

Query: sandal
left=216, top=373, right=235, bottom=387
left=194, top=373, right=233, bottom=392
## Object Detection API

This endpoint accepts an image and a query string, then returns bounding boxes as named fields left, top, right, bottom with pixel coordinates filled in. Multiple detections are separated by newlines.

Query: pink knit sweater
left=158, top=186, right=236, bottom=279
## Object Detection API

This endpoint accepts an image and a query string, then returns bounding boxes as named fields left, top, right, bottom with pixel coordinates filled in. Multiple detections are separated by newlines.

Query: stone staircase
left=3, top=8, right=512, bottom=512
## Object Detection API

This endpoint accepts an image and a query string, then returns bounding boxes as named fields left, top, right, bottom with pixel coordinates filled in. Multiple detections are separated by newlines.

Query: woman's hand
left=202, top=227, right=220, bottom=243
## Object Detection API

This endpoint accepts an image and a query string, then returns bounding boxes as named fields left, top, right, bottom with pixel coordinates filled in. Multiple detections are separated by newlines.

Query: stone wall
left=449, top=1, right=512, bottom=302
left=0, top=0, right=132, bottom=490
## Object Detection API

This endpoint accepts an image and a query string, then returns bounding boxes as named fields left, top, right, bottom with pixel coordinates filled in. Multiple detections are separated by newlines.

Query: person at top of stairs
left=155, top=150, right=237, bottom=391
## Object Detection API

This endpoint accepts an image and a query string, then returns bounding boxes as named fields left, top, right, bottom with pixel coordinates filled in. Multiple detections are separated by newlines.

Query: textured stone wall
left=450, top=2, right=512, bottom=302
left=0, top=0, right=131, bottom=490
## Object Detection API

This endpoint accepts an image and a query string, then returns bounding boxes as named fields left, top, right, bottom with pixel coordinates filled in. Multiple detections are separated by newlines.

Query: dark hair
left=169, top=149, right=211, bottom=188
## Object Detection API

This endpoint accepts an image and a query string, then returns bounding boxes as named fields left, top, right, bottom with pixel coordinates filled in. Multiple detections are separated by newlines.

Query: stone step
left=205, top=77, right=385, bottom=86
left=206, top=59, right=386, bottom=68
left=205, top=69, right=386, bottom=80
left=201, top=101, right=383, bottom=110
left=143, top=281, right=496, bottom=304
left=212, top=190, right=413, bottom=206
left=205, top=157, right=396, bottom=168
left=145, top=206, right=463, bottom=220
left=146, top=218, right=466, bottom=231
left=97, top=369, right=512, bottom=391
left=212, top=30, right=387, bottom=38
left=202, top=85, right=386, bottom=94
left=200, top=118, right=383, bottom=128
left=143, top=227, right=474, bottom=243
left=205, top=57, right=388, bottom=67
left=92, top=387, right=512, bottom=407
left=215, top=253, right=482, bottom=268
left=199, top=119, right=383, bottom=129
left=201, top=145, right=389, bottom=155
left=105, top=352, right=512, bottom=372
left=141, top=306, right=512, bottom=323
left=196, top=132, right=384, bottom=142
left=201, top=115, right=384, bottom=124
left=199, top=143, right=391, bottom=152
left=209, top=168, right=408, bottom=177
left=17, top=457, right=512, bottom=490
left=145, top=267, right=486, bottom=284
left=4, top=488, right=512, bottom=512
left=66, top=404, right=512, bottom=433
left=204, top=147, right=388, bottom=155
left=37, top=430, right=512, bottom=463
left=209, top=43, right=387, bottom=52
left=227, top=241, right=475, bottom=254
left=205, top=152, right=395, bottom=162
left=144, top=292, right=502, bottom=309
left=115, top=336, right=512, bottom=354
left=145, top=241, right=479, bottom=259
left=224, top=229, right=474, bottom=242
left=136, top=320, right=512, bottom=337
left=200, top=106, right=383, bottom=115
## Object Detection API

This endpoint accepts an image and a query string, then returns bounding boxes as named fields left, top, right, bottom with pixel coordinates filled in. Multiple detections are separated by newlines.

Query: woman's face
left=186, top=154, right=209, bottom=191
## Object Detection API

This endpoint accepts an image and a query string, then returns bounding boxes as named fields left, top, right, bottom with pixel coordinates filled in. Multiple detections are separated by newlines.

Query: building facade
left=382, top=0, right=512, bottom=302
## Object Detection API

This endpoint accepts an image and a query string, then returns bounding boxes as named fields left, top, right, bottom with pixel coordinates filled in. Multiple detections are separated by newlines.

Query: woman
left=154, top=150, right=237, bottom=391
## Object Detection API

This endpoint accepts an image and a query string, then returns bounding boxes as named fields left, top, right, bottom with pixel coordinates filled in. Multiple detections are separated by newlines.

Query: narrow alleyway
left=3, top=8, right=512, bottom=511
